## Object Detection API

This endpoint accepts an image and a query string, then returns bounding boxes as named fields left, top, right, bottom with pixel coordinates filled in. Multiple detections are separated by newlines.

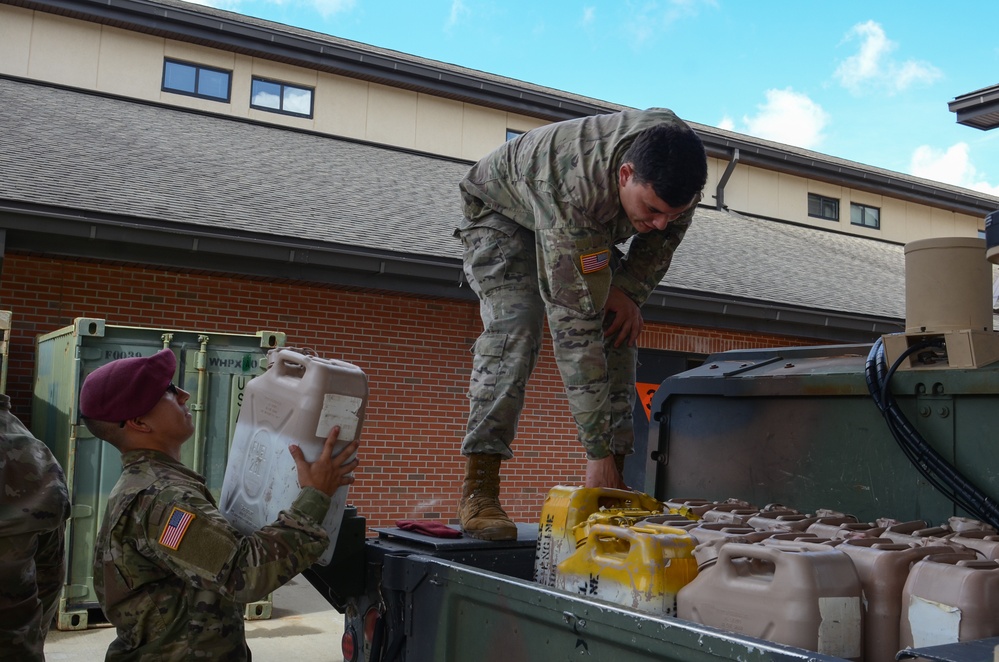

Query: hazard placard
left=635, top=381, right=660, bottom=421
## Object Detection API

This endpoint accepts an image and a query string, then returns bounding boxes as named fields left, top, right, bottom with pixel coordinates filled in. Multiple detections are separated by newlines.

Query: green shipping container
left=31, top=318, right=286, bottom=630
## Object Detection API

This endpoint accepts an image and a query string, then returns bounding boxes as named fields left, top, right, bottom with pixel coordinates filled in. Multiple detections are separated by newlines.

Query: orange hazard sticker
left=636, top=382, right=660, bottom=421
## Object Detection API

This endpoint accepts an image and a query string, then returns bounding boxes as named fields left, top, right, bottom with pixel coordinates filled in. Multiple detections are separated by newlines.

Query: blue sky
left=191, top=0, right=999, bottom=197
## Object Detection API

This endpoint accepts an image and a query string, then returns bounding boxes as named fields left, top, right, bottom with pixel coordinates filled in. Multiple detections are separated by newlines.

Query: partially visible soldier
left=79, top=348, right=359, bottom=661
left=0, top=393, right=71, bottom=662
left=455, top=108, right=707, bottom=540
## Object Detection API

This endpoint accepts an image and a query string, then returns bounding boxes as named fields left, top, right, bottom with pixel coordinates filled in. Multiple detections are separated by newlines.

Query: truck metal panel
left=316, top=522, right=844, bottom=662
left=648, top=343, right=999, bottom=524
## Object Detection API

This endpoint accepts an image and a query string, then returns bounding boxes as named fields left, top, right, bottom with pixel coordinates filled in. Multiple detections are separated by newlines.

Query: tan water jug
left=689, top=526, right=774, bottom=570
left=900, top=554, right=999, bottom=648
left=668, top=498, right=755, bottom=520
left=878, top=520, right=929, bottom=544
left=808, top=521, right=885, bottom=540
left=677, top=542, right=863, bottom=659
left=946, top=531, right=999, bottom=560
left=838, top=539, right=954, bottom=662
left=747, top=512, right=818, bottom=532
left=947, top=516, right=996, bottom=534
left=700, top=507, right=759, bottom=526
left=219, top=348, right=367, bottom=565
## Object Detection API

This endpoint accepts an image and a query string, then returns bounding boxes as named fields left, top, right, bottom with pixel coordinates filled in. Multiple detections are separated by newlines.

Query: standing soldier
left=0, top=394, right=71, bottom=662
left=455, top=108, right=707, bottom=540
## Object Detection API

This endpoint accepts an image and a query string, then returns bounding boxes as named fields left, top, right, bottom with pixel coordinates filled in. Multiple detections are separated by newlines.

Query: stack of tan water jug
left=534, top=487, right=999, bottom=661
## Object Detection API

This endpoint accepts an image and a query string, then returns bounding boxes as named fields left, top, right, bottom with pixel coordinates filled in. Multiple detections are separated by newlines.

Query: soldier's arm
left=34, top=527, right=66, bottom=634
left=534, top=204, right=616, bottom=460
left=143, top=485, right=331, bottom=604
left=611, top=212, right=691, bottom=308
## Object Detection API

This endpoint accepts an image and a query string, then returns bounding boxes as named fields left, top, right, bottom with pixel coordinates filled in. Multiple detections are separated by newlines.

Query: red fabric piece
left=396, top=519, right=462, bottom=538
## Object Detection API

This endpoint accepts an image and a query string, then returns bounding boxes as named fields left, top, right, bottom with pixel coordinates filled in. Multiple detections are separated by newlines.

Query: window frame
left=850, top=202, right=881, bottom=230
left=161, top=58, right=232, bottom=103
left=807, top=193, right=840, bottom=222
left=250, top=77, right=315, bottom=119
left=506, top=129, right=524, bottom=141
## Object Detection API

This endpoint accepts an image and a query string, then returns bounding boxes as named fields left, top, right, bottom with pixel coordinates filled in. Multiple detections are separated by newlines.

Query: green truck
left=306, top=338, right=999, bottom=662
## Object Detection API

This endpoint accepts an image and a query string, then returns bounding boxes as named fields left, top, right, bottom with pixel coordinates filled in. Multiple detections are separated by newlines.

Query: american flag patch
left=579, top=249, right=610, bottom=274
left=158, top=506, right=195, bottom=550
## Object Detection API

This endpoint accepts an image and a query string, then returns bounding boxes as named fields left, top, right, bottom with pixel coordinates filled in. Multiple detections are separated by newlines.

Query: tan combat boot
left=458, top=454, right=517, bottom=540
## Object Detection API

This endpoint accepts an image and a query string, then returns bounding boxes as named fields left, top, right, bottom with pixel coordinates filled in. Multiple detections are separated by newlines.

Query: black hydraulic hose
left=876, top=340, right=995, bottom=520
left=864, top=341, right=967, bottom=507
left=865, top=338, right=999, bottom=529
left=866, top=339, right=982, bottom=517
left=867, top=339, right=991, bottom=520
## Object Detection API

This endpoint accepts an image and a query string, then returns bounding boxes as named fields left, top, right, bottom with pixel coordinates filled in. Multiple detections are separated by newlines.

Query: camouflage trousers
left=458, top=214, right=637, bottom=460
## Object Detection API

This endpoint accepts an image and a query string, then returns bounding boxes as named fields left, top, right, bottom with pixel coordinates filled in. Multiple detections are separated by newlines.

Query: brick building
left=2, top=0, right=998, bottom=535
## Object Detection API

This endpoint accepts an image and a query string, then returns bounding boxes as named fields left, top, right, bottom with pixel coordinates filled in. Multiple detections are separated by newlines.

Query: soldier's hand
left=603, top=285, right=643, bottom=347
left=584, top=455, right=630, bottom=490
left=290, top=425, right=359, bottom=497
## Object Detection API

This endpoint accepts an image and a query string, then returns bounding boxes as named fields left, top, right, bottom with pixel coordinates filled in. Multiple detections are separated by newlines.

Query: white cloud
left=581, top=6, right=595, bottom=27
left=740, top=88, right=829, bottom=149
left=717, top=115, right=735, bottom=131
left=311, top=0, right=355, bottom=18
left=834, top=20, right=941, bottom=95
left=623, top=0, right=715, bottom=47
left=446, top=0, right=470, bottom=31
left=910, top=143, right=999, bottom=195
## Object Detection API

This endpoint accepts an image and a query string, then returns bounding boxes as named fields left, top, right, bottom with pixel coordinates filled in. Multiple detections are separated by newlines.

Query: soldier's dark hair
left=81, top=416, right=126, bottom=447
left=623, top=123, right=708, bottom=208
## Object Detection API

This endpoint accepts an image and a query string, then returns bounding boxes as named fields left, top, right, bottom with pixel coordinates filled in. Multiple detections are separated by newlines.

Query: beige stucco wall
left=0, top=3, right=987, bottom=243
left=704, top=156, right=982, bottom=241
left=0, top=4, right=544, bottom=162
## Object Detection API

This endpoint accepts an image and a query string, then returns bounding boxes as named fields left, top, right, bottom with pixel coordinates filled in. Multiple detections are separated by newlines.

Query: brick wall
left=1, top=253, right=814, bottom=530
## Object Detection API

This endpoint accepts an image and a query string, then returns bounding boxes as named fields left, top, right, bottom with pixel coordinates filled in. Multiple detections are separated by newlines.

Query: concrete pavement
left=44, top=575, right=346, bottom=661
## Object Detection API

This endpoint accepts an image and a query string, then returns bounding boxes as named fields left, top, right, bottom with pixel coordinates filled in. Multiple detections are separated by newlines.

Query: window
left=162, top=59, right=231, bottom=102
left=506, top=129, right=524, bottom=141
left=808, top=193, right=839, bottom=221
left=250, top=78, right=314, bottom=118
left=851, top=203, right=881, bottom=229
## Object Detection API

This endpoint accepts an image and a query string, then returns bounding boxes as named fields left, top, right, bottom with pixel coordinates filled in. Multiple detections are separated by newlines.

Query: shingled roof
left=0, top=76, right=910, bottom=341
left=9, top=0, right=997, bottom=216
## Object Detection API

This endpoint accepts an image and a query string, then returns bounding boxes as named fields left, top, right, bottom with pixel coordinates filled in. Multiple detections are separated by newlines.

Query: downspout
left=191, top=335, right=210, bottom=474
left=716, top=148, right=740, bottom=210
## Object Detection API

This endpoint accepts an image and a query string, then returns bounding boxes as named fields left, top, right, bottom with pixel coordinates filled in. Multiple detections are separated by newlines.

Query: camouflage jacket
left=94, top=449, right=331, bottom=661
left=0, top=394, right=70, bottom=662
left=458, top=109, right=695, bottom=455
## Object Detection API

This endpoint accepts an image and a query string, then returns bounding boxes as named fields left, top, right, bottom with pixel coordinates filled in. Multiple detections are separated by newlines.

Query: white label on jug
left=908, top=595, right=961, bottom=648
left=316, top=394, right=363, bottom=441
left=817, top=596, right=861, bottom=659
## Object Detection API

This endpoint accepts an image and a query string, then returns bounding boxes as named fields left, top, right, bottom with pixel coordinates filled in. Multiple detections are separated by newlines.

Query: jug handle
left=586, top=524, right=645, bottom=565
left=716, top=542, right=781, bottom=580
left=271, top=349, right=309, bottom=379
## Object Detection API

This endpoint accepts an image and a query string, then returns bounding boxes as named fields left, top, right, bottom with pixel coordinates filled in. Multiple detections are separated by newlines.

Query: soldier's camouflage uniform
left=456, top=108, right=695, bottom=461
left=94, top=449, right=331, bottom=661
left=0, top=393, right=70, bottom=662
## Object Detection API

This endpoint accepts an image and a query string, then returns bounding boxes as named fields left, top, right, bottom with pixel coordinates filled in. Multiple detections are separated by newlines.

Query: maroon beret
left=79, top=349, right=176, bottom=422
